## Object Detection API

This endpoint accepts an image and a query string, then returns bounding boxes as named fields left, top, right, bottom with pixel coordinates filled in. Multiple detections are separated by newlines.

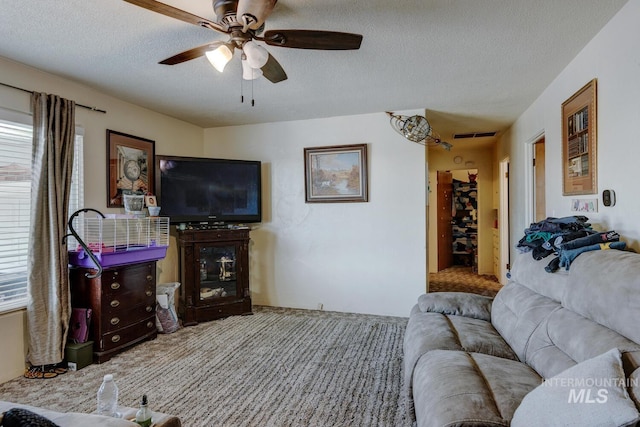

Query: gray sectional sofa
left=404, top=249, right=640, bottom=427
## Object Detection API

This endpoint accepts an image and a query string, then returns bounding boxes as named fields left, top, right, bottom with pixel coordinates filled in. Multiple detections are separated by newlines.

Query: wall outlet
left=317, top=303, right=323, bottom=311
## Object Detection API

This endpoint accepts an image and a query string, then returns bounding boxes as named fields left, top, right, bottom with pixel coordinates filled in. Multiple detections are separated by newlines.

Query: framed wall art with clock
left=107, top=130, right=155, bottom=207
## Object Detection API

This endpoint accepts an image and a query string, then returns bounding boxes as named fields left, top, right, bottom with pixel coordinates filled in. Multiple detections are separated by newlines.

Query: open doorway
left=435, top=169, right=478, bottom=271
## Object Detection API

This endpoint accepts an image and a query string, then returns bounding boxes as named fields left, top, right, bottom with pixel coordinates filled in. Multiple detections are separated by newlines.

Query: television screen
left=155, top=155, right=262, bottom=224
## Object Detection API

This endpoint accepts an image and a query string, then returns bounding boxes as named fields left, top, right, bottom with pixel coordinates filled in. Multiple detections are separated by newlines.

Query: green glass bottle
left=135, top=394, right=152, bottom=427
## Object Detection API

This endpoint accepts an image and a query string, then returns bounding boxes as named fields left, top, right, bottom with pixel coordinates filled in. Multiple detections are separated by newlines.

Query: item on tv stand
left=185, top=222, right=229, bottom=230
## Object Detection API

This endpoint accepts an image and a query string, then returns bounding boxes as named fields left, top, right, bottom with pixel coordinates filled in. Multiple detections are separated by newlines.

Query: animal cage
left=68, top=215, right=169, bottom=269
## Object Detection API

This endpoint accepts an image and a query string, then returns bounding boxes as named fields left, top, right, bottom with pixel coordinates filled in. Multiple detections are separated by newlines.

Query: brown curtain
left=26, top=93, right=76, bottom=366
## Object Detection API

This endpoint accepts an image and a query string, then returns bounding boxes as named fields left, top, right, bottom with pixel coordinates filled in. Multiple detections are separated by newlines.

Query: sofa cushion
left=413, top=350, right=541, bottom=427
left=403, top=310, right=517, bottom=396
left=511, top=348, right=640, bottom=427
left=525, top=306, right=640, bottom=379
left=564, top=250, right=640, bottom=344
left=417, top=292, right=493, bottom=321
left=490, top=282, right=561, bottom=361
left=509, top=251, right=568, bottom=302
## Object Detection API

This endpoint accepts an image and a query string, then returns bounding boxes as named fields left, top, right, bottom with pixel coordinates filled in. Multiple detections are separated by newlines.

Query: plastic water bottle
left=97, top=374, right=119, bottom=417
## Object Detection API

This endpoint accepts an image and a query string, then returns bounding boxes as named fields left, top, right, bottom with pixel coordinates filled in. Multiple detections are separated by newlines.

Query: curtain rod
left=0, top=82, right=107, bottom=114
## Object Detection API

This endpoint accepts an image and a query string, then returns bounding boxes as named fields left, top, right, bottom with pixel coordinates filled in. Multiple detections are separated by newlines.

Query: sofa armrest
left=417, top=292, right=493, bottom=321
left=0, top=401, right=181, bottom=427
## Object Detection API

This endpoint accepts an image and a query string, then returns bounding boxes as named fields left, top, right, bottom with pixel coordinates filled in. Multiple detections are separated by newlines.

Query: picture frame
left=107, top=130, right=155, bottom=208
left=562, top=79, right=597, bottom=195
left=304, top=144, right=368, bottom=203
left=144, top=195, right=157, bottom=207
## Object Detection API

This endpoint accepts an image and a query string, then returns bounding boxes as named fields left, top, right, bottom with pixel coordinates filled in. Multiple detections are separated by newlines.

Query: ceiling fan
left=123, top=0, right=364, bottom=83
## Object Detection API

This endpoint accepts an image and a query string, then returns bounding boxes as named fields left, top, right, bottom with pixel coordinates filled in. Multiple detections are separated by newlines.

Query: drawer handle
left=111, top=335, right=121, bottom=343
left=110, top=317, right=120, bottom=325
left=110, top=299, right=120, bottom=308
left=146, top=275, right=153, bottom=282
left=145, top=290, right=153, bottom=297
left=111, top=282, right=121, bottom=290
left=146, top=321, right=154, bottom=329
left=146, top=305, right=153, bottom=312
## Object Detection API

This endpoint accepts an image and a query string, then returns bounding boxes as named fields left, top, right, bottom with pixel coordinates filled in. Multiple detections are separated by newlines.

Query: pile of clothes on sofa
left=516, top=215, right=625, bottom=272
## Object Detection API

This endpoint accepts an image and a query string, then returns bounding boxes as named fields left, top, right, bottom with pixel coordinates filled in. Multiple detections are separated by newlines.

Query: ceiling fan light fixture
left=243, top=41, right=269, bottom=69
left=205, top=44, right=233, bottom=72
left=242, top=58, right=263, bottom=80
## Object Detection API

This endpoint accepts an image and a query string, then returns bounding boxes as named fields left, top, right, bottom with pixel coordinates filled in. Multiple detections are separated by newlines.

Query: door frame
left=499, top=157, right=510, bottom=284
left=533, top=136, right=546, bottom=222
left=524, top=130, right=545, bottom=227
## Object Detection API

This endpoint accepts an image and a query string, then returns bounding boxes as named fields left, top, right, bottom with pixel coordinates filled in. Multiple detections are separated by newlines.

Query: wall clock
left=124, top=159, right=141, bottom=181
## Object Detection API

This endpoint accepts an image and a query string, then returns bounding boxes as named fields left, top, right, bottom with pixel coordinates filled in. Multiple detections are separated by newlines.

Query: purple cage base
left=68, top=246, right=168, bottom=269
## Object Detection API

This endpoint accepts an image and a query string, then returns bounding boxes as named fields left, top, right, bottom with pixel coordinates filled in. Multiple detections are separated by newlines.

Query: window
left=0, top=110, right=83, bottom=312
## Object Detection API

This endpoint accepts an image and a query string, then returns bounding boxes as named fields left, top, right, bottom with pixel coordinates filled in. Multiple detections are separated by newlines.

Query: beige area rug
left=0, top=307, right=412, bottom=427
left=428, top=266, right=502, bottom=297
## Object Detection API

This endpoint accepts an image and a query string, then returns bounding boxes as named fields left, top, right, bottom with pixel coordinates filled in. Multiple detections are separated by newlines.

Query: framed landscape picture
left=107, top=130, right=155, bottom=207
left=304, top=144, right=368, bottom=203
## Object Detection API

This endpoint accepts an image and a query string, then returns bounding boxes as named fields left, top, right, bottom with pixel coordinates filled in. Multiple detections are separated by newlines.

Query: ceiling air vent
left=453, top=131, right=497, bottom=139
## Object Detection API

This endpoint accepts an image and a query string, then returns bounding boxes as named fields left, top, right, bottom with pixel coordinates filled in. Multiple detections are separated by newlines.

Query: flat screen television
left=155, top=155, right=262, bottom=224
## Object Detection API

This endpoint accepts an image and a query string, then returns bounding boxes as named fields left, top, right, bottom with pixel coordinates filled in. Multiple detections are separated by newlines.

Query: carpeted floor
left=0, top=307, right=412, bottom=427
left=428, top=266, right=502, bottom=297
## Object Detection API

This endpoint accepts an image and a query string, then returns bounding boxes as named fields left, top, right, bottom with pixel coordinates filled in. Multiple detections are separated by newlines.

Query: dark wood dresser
left=69, top=260, right=157, bottom=362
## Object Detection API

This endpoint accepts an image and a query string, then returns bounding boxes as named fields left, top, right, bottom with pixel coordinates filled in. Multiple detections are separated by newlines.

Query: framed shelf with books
left=562, top=79, right=597, bottom=195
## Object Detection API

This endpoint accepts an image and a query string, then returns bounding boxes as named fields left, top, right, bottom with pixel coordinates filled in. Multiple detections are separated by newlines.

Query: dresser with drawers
left=69, top=260, right=157, bottom=362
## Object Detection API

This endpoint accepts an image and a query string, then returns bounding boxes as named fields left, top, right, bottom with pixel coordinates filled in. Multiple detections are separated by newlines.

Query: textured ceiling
left=0, top=0, right=629, bottom=140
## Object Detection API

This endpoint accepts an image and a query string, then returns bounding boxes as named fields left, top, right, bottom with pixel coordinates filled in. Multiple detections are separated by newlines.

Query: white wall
left=0, top=57, right=203, bottom=382
left=503, top=0, right=640, bottom=258
left=204, top=113, right=427, bottom=316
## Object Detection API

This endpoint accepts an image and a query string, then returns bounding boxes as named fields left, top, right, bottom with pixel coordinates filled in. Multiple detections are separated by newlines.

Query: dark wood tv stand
left=177, top=227, right=252, bottom=325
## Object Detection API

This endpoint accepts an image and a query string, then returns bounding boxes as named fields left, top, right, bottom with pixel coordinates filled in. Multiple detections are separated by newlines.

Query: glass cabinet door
left=198, top=245, right=237, bottom=300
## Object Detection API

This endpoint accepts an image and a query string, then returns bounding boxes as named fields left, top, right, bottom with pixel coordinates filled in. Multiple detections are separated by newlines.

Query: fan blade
left=261, top=54, right=288, bottom=83
left=159, top=42, right=225, bottom=65
left=123, top=0, right=227, bottom=33
left=262, top=30, right=363, bottom=50
left=237, top=0, right=277, bottom=31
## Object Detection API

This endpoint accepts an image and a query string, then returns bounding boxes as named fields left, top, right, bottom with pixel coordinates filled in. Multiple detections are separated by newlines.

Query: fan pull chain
left=240, top=71, right=244, bottom=104
left=239, top=69, right=255, bottom=106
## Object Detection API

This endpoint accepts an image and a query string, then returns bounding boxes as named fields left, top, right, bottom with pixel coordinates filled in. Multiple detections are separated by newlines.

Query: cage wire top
left=386, top=111, right=453, bottom=150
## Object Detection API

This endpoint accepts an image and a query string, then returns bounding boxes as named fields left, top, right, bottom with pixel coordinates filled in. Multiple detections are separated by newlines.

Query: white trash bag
left=156, top=282, right=181, bottom=333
